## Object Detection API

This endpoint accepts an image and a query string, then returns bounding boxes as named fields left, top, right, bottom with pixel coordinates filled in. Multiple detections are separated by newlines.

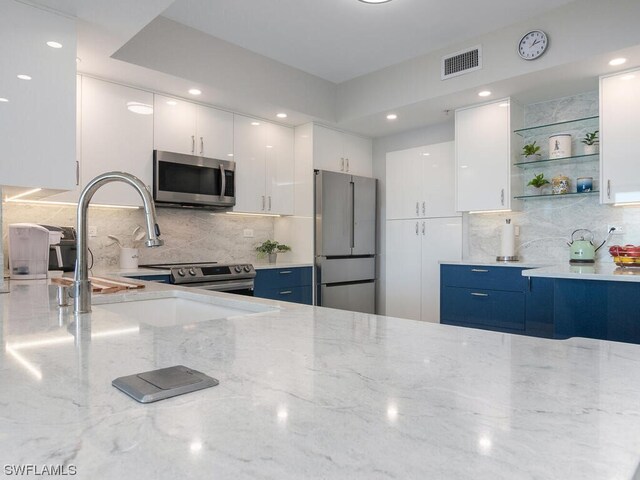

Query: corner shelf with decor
left=513, top=115, right=600, bottom=200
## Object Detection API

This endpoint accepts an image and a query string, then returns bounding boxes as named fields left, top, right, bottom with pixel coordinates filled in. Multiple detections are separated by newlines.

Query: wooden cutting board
left=51, top=276, right=146, bottom=294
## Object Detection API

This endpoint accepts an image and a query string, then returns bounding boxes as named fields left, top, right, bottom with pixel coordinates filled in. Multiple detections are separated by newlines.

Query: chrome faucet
left=73, top=172, right=164, bottom=314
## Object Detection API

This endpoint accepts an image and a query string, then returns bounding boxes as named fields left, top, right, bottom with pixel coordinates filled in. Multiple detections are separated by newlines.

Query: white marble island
left=2, top=281, right=640, bottom=479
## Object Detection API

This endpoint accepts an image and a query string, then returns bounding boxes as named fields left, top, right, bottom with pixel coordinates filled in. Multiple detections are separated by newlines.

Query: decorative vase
left=268, top=253, right=277, bottom=264
left=552, top=174, right=570, bottom=195
left=583, top=144, right=598, bottom=155
left=549, top=133, right=572, bottom=159
left=576, top=177, right=593, bottom=193
left=523, top=154, right=542, bottom=162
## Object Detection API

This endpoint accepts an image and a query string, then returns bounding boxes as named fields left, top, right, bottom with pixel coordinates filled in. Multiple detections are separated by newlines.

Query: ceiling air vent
left=441, top=45, right=482, bottom=80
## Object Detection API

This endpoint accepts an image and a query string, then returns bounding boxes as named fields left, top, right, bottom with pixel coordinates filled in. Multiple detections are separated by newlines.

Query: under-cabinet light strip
left=4, top=199, right=141, bottom=209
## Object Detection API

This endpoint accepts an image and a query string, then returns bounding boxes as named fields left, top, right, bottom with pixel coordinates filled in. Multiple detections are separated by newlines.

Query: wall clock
left=518, top=30, right=548, bottom=60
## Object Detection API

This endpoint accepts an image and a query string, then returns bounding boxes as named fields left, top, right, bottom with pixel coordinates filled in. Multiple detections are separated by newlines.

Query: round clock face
left=518, top=30, right=548, bottom=60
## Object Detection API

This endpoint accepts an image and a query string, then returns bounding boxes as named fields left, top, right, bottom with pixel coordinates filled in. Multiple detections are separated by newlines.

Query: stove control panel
left=169, top=263, right=256, bottom=284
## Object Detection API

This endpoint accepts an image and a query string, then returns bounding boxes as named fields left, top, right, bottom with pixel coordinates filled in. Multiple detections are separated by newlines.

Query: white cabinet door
left=386, top=148, right=422, bottom=220
left=196, top=105, right=234, bottom=159
left=153, top=95, right=197, bottom=155
left=81, top=77, right=154, bottom=206
left=385, top=219, right=422, bottom=321
left=313, top=125, right=346, bottom=173
left=420, top=217, right=462, bottom=323
left=0, top=1, right=76, bottom=190
left=600, top=69, right=640, bottom=204
left=265, top=123, right=294, bottom=215
left=233, top=115, right=267, bottom=213
left=456, top=101, right=511, bottom=212
left=423, top=141, right=459, bottom=218
left=343, top=133, right=373, bottom=177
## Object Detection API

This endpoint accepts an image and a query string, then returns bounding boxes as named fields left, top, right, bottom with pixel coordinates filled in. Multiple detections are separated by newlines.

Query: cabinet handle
left=422, top=201, right=426, bottom=217
left=415, top=222, right=419, bottom=235
left=340, top=157, right=345, bottom=171
left=501, top=188, right=505, bottom=206
left=471, top=292, right=489, bottom=297
left=191, top=135, right=195, bottom=154
left=471, top=269, right=489, bottom=273
left=200, top=136, right=204, bottom=155
left=75, top=160, right=80, bottom=186
left=346, top=158, right=350, bottom=172
left=422, top=222, right=425, bottom=236
left=279, top=290, right=293, bottom=295
left=262, top=195, right=265, bottom=211
left=416, top=202, right=420, bottom=216
left=607, top=180, right=611, bottom=199
left=279, top=271, right=293, bottom=275
left=268, top=196, right=272, bottom=211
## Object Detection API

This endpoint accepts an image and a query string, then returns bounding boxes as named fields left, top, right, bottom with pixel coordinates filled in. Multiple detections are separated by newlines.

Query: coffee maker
left=8, top=224, right=56, bottom=279
left=40, top=225, right=77, bottom=272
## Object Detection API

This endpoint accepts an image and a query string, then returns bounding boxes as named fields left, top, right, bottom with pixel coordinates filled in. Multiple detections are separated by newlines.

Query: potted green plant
left=582, top=130, right=599, bottom=155
left=527, top=172, right=550, bottom=195
left=522, top=141, right=542, bottom=161
left=256, top=240, right=291, bottom=264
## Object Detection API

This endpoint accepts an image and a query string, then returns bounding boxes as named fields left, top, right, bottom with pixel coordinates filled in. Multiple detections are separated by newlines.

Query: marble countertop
left=522, top=262, right=640, bottom=282
left=3, top=280, right=640, bottom=479
left=440, top=260, right=550, bottom=269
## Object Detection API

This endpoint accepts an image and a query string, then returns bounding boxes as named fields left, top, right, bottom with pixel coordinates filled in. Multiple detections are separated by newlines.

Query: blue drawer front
left=441, top=265, right=526, bottom=292
left=441, top=286, right=525, bottom=332
left=256, top=286, right=312, bottom=305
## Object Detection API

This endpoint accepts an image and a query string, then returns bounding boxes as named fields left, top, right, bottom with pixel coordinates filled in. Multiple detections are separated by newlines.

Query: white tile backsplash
left=466, top=91, right=640, bottom=264
left=2, top=203, right=276, bottom=271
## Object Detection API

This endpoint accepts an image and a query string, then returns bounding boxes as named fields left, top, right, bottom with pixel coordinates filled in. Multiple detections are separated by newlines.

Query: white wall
left=373, top=121, right=454, bottom=314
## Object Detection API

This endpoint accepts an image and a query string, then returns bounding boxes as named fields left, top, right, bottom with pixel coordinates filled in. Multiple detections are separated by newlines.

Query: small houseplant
left=582, top=130, right=599, bottom=155
left=522, top=141, right=542, bottom=161
left=256, top=240, right=291, bottom=264
left=527, top=173, right=550, bottom=195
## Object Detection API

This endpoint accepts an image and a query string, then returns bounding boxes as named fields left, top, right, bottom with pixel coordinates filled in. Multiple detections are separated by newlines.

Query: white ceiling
left=162, top=0, right=576, bottom=83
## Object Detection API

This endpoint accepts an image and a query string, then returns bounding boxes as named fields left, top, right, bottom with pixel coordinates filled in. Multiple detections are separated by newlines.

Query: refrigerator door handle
left=350, top=181, right=355, bottom=248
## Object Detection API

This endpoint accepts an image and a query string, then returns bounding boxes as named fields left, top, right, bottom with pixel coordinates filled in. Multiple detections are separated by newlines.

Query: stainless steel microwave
left=153, top=150, right=236, bottom=209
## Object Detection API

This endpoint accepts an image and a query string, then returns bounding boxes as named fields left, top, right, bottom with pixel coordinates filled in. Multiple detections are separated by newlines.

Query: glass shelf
left=514, top=115, right=599, bottom=137
left=514, top=190, right=599, bottom=200
left=513, top=153, right=599, bottom=169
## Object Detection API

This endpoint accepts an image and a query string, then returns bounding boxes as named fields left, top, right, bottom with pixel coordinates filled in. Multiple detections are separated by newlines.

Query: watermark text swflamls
left=4, top=464, right=77, bottom=476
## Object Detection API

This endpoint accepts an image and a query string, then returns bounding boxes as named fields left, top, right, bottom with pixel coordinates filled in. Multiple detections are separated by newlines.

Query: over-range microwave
left=153, top=150, right=236, bottom=209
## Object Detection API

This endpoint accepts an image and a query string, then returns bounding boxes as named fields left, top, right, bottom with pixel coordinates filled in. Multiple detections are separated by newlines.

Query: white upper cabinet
left=153, top=95, right=233, bottom=159
left=233, top=115, right=294, bottom=215
left=153, top=95, right=197, bottom=155
left=455, top=99, right=522, bottom=212
left=80, top=77, right=154, bottom=206
left=386, top=141, right=459, bottom=220
left=600, top=69, right=640, bottom=205
left=0, top=1, right=76, bottom=190
left=313, top=125, right=373, bottom=177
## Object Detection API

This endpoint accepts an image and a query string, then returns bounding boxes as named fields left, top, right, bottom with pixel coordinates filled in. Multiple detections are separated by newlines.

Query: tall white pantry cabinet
left=385, top=141, right=462, bottom=323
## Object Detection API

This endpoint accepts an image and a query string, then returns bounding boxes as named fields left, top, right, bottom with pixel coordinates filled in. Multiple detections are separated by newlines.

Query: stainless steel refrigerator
left=314, top=170, right=377, bottom=314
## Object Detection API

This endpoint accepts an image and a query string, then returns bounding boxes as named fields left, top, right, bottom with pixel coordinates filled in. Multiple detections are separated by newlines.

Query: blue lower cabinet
left=554, top=279, right=640, bottom=344
left=441, top=286, right=525, bottom=332
left=254, top=267, right=312, bottom=305
left=524, top=277, right=555, bottom=339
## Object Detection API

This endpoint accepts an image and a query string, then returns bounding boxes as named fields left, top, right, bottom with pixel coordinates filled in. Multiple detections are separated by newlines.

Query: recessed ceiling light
left=609, top=58, right=627, bottom=66
left=76, top=57, right=81, bottom=63
left=126, top=102, right=153, bottom=115
left=386, top=113, right=398, bottom=120
left=422, top=153, right=430, bottom=156
left=0, top=98, right=8, bottom=103
left=188, top=88, right=202, bottom=95
left=46, top=41, right=62, bottom=49
left=251, top=122, right=260, bottom=126
left=17, top=74, right=32, bottom=80
left=621, top=74, right=636, bottom=81
left=478, top=90, right=492, bottom=97
left=166, top=100, right=177, bottom=106
left=227, top=153, right=234, bottom=157
left=276, top=113, right=287, bottom=118
left=358, top=0, right=393, bottom=3
left=266, top=145, right=273, bottom=149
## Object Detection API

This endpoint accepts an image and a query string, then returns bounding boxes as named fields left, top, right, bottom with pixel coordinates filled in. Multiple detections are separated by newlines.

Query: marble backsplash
left=466, top=91, right=640, bottom=264
left=1, top=203, right=277, bottom=272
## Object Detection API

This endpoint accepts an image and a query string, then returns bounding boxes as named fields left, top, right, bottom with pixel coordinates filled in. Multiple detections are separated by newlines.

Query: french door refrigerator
left=314, top=170, right=377, bottom=314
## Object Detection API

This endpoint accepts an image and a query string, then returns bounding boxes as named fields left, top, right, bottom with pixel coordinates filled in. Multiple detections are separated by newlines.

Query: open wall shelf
left=514, top=153, right=599, bottom=169
left=514, top=115, right=599, bottom=137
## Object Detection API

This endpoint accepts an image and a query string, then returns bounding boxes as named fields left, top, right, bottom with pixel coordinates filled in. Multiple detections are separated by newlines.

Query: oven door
left=153, top=150, right=235, bottom=207
left=180, top=279, right=254, bottom=296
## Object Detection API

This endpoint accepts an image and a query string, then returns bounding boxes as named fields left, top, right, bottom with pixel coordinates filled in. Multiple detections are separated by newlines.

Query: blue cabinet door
left=524, top=277, right=554, bottom=338
left=254, top=267, right=312, bottom=305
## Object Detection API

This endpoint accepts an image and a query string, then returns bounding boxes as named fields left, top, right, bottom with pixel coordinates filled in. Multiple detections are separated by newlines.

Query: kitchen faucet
left=73, top=172, right=164, bottom=314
